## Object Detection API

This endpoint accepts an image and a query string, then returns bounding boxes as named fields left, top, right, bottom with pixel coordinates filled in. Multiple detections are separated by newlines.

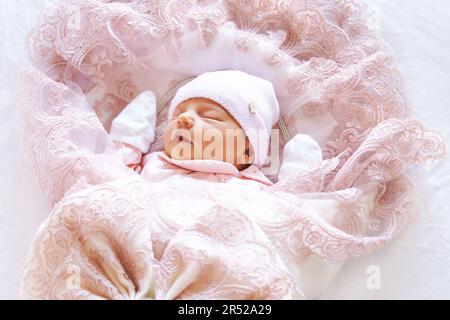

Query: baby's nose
left=177, top=114, right=194, bottom=129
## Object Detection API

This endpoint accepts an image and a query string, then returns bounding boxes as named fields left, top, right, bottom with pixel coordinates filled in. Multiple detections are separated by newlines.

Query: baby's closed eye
left=201, top=111, right=223, bottom=120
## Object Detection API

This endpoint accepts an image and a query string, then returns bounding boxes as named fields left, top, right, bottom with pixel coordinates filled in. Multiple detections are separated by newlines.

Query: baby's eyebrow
left=173, top=103, right=192, bottom=115
left=199, top=103, right=227, bottom=115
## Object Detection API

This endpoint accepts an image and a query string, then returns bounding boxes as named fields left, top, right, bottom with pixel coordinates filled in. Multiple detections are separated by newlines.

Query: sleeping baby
left=106, top=70, right=327, bottom=299
left=21, top=69, right=374, bottom=300
left=109, top=70, right=323, bottom=189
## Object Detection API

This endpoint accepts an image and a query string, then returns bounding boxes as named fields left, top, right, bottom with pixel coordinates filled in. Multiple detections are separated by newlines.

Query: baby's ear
left=244, top=144, right=255, bottom=164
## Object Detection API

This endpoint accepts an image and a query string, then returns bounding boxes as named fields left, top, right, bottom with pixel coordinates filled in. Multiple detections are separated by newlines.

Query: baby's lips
left=171, top=129, right=193, bottom=144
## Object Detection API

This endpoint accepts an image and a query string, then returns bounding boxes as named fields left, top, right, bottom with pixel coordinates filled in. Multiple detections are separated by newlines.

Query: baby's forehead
left=175, top=98, right=228, bottom=113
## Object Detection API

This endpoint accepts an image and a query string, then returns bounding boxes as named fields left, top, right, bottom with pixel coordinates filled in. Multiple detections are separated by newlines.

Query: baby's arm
left=109, top=91, right=157, bottom=173
left=277, top=134, right=323, bottom=181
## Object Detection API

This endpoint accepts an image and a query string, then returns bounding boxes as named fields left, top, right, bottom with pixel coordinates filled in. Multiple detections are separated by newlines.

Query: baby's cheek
left=221, top=132, right=236, bottom=163
left=163, top=123, right=175, bottom=151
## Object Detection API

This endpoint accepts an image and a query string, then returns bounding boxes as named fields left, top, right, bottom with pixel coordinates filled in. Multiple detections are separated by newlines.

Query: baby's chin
left=164, top=145, right=229, bottom=163
left=168, top=152, right=196, bottom=161
left=164, top=140, right=247, bottom=168
left=164, top=143, right=199, bottom=161
left=168, top=150, right=247, bottom=170
left=168, top=150, right=215, bottom=161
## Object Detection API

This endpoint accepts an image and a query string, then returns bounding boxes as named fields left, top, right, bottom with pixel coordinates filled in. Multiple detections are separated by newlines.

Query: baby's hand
left=278, top=134, right=323, bottom=180
left=114, top=141, right=143, bottom=172
left=109, top=90, right=157, bottom=154
left=109, top=90, right=157, bottom=173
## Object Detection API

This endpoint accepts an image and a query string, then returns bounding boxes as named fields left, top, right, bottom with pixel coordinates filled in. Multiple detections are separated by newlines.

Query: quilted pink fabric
left=17, top=0, right=445, bottom=299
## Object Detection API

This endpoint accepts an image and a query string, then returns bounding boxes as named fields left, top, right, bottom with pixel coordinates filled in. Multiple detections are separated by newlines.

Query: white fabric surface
left=0, top=0, right=449, bottom=299
left=0, top=0, right=56, bottom=299
left=321, top=0, right=450, bottom=299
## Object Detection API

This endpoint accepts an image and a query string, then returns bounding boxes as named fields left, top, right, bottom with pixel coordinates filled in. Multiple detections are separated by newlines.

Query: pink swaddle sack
left=16, top=0, right=446, bottom=300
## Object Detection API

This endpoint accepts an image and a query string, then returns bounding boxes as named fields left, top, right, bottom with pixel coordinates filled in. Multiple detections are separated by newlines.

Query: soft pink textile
left=17, top=0, right=445, bottom=299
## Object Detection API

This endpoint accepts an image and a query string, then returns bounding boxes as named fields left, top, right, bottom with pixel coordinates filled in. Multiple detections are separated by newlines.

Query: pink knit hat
left=168, top=70, right=280, bottom=167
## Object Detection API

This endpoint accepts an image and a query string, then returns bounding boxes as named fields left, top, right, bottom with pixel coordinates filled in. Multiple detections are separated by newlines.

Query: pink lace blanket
left=17, top=0, right=445, bottom=299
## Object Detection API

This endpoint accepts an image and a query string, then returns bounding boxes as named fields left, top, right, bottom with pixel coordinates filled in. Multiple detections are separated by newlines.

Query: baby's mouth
left=172, top=131, right=193, bottom=144
left=178, top=136, right=191, bottom=143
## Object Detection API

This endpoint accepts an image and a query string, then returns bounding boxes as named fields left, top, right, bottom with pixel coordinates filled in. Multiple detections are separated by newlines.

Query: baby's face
left=163, top=98, right=253, bottom=170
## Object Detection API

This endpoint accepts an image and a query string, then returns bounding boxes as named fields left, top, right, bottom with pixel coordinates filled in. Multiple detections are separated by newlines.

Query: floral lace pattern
left=17, top=0, right=445, bottom=299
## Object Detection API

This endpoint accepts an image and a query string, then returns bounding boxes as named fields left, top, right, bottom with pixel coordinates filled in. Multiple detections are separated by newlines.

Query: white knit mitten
left=278, top=134, right=322, bottom=180
left=110, top=90, right=157, bottom=153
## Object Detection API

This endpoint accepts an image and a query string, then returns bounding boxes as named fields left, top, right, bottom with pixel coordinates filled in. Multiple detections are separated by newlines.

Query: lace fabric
left=17, top=0, right=446, bottom=299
